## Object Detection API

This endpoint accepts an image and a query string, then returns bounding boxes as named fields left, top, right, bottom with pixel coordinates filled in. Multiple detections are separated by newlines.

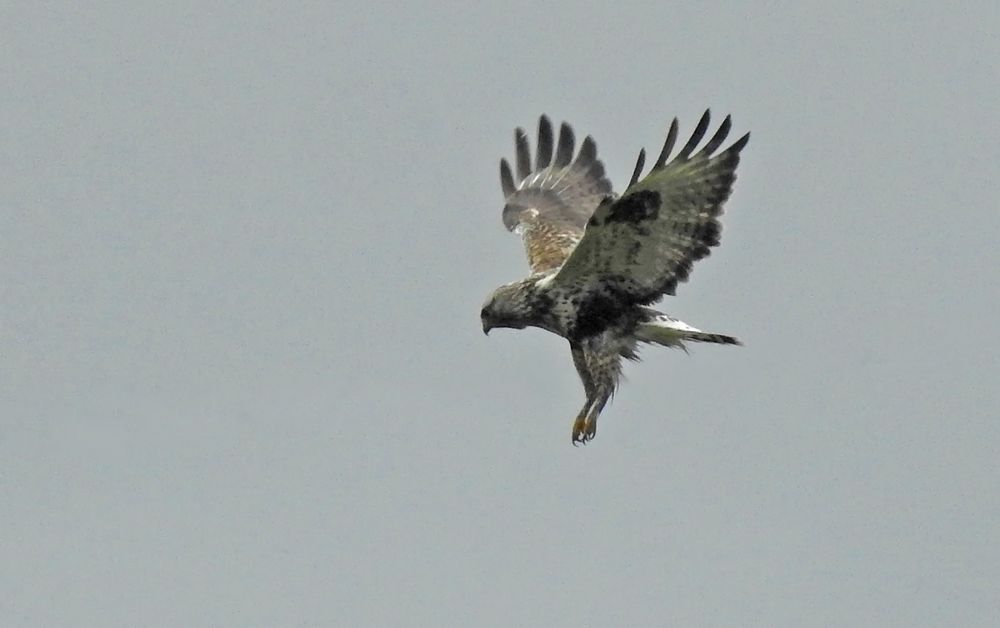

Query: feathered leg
left=570, top=339, right=622, bottom=445
left=570, top=344, right=595, bottom=445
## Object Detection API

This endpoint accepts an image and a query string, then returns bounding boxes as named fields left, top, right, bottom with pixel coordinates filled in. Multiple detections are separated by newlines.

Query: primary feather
left=499, top=116, right=613, bottom=273
left=483, top=111, right=750, bottom=445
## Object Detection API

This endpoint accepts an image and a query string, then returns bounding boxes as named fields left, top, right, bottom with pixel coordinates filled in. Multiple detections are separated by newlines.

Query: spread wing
left=554, top=110, right=749, bottom=303
left=499, top=116, right=613, bottom=273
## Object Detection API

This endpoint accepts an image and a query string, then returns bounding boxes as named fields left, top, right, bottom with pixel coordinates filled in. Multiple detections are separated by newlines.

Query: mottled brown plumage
left=499, top=115, right=612, bottom=274
left=482, top=111, right=749, bottom=445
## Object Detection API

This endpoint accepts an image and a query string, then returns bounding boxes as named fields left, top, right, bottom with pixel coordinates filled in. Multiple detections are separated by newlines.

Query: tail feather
left=679, top=331, right=742, bottom=345
left=636, top=313, right=741, bottom=349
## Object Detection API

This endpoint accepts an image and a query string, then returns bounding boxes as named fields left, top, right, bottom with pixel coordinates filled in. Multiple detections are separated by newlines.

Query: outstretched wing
left=554, top=110, right=749, bottom=305
left=499, top=116, right=613, bottom=273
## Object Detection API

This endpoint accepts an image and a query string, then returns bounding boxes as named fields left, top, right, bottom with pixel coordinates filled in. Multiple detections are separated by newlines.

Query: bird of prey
left=480, top=110, right=749, bottom=445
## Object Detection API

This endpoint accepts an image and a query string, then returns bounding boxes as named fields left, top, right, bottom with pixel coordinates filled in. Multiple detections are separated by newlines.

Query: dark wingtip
left=653, top=118, right=679, bottom=169
left=628, top=148, right=646, bottom=187
left=514, top=128, right=532, bottom=180
left=554, top=122, right=575, bottom=167
left=730, top=131, right=750, bottom=153
left=536, top=115, right=554, bottom=169
left=576, top=135, right=597, bottom=167
left=677, top=109, right=711, bottom=159
left=499, top=158, right=515, bottom=198
left=699, top=114, right=732, bottom=156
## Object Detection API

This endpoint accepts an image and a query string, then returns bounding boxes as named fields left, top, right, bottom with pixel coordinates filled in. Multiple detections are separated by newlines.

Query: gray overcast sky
left=2, top=2, right=998, bottom=626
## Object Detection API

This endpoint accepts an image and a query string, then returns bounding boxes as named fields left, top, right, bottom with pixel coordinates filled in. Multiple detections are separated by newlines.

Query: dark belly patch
left=571, top=290, right=630, bottom=339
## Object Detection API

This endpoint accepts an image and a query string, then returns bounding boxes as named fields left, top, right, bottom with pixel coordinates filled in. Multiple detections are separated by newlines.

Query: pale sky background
left=2, top=2, right=999, bottom=627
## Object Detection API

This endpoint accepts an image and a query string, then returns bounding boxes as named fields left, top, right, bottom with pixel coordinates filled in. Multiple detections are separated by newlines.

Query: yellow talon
left=571, top=413, right=587, bottom=445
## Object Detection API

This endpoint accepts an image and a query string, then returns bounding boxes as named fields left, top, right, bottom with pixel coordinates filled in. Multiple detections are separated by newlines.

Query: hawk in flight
left=481, top=110, right=750, bottom=445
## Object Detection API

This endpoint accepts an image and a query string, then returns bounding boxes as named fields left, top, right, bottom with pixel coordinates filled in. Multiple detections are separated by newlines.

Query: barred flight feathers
left=483, top=111, right=749, bottom=444
left=498, top=115, right=614, bottom=273
left=555, top=110, right=749, bottom=303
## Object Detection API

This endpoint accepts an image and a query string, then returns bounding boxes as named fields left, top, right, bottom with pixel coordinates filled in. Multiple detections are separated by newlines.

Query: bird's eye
left=480, top=307, right=489, bottom=319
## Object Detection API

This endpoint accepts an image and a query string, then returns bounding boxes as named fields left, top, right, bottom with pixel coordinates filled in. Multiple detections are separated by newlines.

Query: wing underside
left=499, top=116, right=613, bottom=273
left=555, top=110, right=749, bottom=303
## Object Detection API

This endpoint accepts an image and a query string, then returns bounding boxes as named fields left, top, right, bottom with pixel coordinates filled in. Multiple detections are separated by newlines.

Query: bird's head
left=481, top=280, right=535, bottom=335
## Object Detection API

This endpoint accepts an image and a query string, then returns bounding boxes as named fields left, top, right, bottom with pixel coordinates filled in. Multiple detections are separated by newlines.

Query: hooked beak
left=482, top=321, right=493, bottom=336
